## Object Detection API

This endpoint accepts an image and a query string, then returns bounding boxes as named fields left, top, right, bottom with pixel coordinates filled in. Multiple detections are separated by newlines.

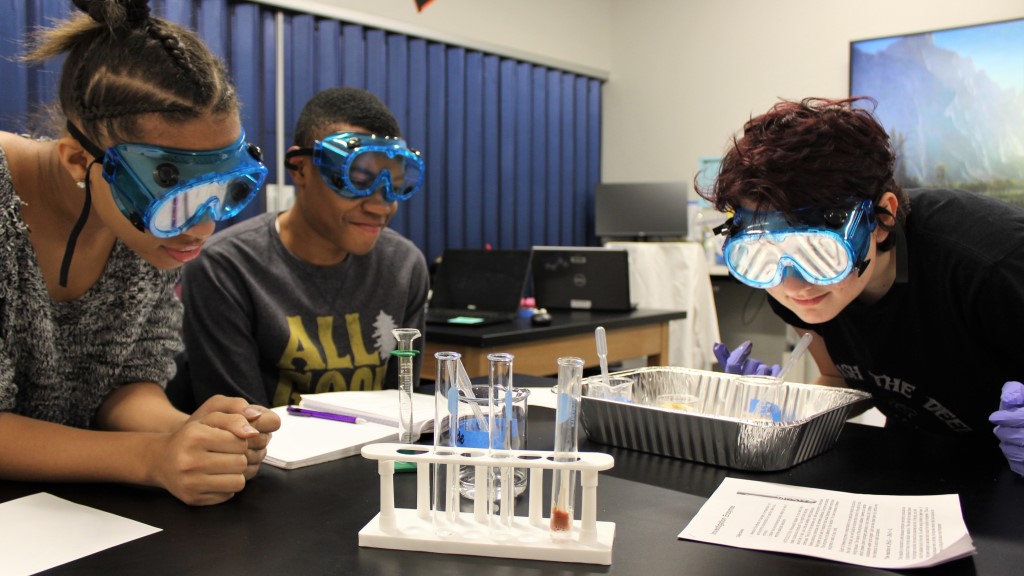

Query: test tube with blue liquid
left=550, top=356, right=584, bottom=542
left=433, top=351, right=462, bottom=535
left=391, top=328, right=421, bottom=443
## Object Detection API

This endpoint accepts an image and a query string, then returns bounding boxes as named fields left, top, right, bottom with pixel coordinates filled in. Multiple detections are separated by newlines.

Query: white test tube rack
left=358, top=442, right=616, bottom=565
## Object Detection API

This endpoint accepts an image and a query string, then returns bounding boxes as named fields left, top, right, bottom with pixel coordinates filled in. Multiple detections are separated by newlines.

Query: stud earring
left=76, top=180, right=86, bottom=189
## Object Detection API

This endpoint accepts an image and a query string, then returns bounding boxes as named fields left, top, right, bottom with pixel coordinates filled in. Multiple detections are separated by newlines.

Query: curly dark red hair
left=699, top=97, right=908, bottom=250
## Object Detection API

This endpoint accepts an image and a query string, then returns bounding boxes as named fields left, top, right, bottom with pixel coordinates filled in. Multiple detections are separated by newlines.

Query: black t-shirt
left=769, top=189, right=1024, bottom=438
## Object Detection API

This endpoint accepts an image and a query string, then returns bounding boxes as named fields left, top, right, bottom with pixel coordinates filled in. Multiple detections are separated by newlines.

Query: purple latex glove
left=712, top=341, right=782, bottom=377
left=990, top=381, right=1024, bottom=476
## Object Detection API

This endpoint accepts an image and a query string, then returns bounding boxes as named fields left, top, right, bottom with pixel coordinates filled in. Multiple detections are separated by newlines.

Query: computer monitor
left=594, top=182, right=688, bottom=241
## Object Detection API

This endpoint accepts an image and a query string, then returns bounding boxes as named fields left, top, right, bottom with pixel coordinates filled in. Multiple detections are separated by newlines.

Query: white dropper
left=776, top=332, right=813, bottom=382
left=595, top=326, right=610, bottom=387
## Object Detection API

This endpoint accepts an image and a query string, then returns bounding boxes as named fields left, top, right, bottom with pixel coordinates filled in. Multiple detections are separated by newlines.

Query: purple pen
left=286, top=405, right=366, bottom=424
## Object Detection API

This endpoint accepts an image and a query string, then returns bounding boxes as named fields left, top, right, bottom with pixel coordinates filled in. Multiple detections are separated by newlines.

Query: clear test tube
left=433, top=351, right=462, bottom=535
left=550, top=356, right=584, bottom=542
left=391, top=328, right=421, bottom=443
left=488, top=352, right=515, bottom=529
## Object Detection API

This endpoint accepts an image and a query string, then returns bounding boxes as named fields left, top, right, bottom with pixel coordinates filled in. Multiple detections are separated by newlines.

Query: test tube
left=391, top=328, right=421, bottom=443
left=488, top=352, right=515, bottom=529
left=433, top=351, right=462, bottom=535
left=550, top=356, right=584, bottom=542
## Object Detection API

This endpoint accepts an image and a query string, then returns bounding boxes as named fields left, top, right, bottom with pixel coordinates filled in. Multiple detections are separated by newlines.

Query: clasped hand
left=990, top=381, right=1024, bottom=476
left=713, top=340, right=781, bottom=377
left=159, top=396, right=281, bottom=506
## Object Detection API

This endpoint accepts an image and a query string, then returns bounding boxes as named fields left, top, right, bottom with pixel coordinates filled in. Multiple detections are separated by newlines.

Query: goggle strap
left=247, top=142, right=265, bottom=163
left=852, top=200, right=884, bottom=277
left=284, top=148, right=313, bottom=171
left=892, top=219, right=909, bottom=283
left=859, top=202, right=907, bottom=281
left=713, top=218, right=736, bottom=237
left=59, top=159, right=97, bottom=288
left=65, top=121, right=106, bottom=159
left=855, top=258, right=871, bottom=277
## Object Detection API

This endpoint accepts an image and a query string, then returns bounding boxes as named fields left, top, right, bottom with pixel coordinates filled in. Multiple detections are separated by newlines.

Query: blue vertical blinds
left=1, top=0, right=602, bottom=261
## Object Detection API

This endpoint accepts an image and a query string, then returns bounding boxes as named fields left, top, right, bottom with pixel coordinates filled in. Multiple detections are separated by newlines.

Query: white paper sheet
left=679, top=477, right=975, bottom=569
left=0, top=492, right=161, bottom=576
left=526, top=385, right=559, bottom=410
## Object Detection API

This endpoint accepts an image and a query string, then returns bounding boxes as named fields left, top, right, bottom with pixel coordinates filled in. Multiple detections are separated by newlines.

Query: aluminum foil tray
left=580, top=366, right=871, bottom=471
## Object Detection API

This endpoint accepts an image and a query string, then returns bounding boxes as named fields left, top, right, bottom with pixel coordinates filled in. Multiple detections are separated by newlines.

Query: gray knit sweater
left=0, top=143, right=183, bottom=429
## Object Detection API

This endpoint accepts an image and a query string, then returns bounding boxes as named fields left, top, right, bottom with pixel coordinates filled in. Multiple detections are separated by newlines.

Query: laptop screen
left=430, top=249, right=532, bottom=313
left=531, top=246, right=634, bottom=311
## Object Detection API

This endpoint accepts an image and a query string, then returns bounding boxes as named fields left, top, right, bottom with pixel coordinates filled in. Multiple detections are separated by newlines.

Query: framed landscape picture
left=850, top=18, right=1024, bottom=206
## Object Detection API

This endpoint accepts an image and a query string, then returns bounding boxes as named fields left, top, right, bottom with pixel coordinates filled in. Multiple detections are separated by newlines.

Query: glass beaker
left=456, top=385, right=530, bottom=502
left=586, top=375, right=634, bottom=403
left=734, top=375, right=789, bottom=423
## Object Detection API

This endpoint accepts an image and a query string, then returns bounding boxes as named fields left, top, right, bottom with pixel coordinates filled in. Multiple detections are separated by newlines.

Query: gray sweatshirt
left=181, top=212, right=429, bottom=407
left=0, top=144, right=182, bottom=428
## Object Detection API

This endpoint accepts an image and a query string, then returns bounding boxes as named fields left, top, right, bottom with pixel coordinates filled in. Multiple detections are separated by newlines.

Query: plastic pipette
left=776, top=332, right=813, bottom=382
left=391, top=328, right=421, bottom=443
left=595, top=326, right=610, bottom=387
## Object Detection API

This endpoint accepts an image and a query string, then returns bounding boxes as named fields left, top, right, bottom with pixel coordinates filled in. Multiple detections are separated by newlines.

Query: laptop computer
left=531, top=246, right=635, bottom=311
left=426, top=249, right=532, bottom=326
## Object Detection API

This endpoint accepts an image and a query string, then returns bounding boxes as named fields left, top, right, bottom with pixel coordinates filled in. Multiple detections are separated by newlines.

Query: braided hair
left=22, top=0, right=237, bottom=148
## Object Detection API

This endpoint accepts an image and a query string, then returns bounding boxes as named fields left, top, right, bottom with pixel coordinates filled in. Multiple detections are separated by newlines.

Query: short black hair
left=292, top=87, right=401, bottom=147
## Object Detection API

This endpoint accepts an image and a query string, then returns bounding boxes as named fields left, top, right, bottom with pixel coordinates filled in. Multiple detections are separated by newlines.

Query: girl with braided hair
left=0, top=0, right=280, bottom=506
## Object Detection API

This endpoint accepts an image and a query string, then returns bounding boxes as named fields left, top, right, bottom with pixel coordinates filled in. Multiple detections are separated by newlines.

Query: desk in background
left=2, top=384, right=1019, bottom=576
left=420, top=308, right=686, bottom=379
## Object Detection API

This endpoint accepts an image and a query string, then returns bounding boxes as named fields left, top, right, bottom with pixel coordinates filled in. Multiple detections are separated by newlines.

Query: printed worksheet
left=679, top=477, right=975, bottom=569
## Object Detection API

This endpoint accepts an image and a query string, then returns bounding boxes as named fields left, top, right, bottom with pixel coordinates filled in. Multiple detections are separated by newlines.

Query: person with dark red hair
left=700, top=97, right=1024, bottom=474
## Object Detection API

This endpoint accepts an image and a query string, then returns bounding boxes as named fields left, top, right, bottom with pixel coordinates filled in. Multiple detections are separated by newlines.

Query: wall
left=253, top=0, right=612, bottom=77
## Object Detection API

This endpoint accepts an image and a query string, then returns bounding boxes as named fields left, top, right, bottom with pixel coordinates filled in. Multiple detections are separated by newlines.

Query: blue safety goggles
left=285, top=132, right=424, bottom=202
left=97, top=131, right=267, bottom=237
left=717, top=198, right=877, bottom=288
